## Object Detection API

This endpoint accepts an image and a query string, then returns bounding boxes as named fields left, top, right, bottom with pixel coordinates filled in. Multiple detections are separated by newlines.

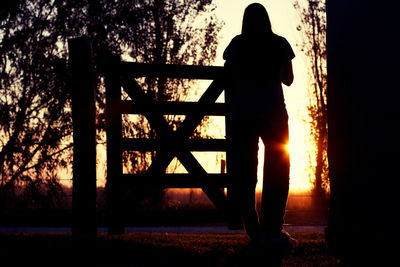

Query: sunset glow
left=256, top=126, right=314, bottom=194
left=89, top=1, right=316, bottom=195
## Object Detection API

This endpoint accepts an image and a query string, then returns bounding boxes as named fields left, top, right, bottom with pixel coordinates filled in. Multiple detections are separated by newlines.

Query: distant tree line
left=0, top=0, right=221, bottom=212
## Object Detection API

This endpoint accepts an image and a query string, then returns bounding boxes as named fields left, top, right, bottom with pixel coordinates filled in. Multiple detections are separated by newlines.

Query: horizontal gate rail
left=120, top=61, right=224, bottom=79
left=121, top=138, right=227, bottom=152
left=120, top=174, right=230, bottom=188
left=117, top=101, right=226, bottom=115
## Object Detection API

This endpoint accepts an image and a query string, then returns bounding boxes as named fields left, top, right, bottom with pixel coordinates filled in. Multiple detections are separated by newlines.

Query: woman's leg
left=260, top=122, right=290, bottom=235
left=229, top=118, right=260, bottom=240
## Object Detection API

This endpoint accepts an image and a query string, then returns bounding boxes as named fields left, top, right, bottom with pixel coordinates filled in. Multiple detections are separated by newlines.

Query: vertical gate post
left=224, top=79, right=242, bottom=230
left=105, top=54, right=125, bottom=234
left=69, top=37, right=97, bottom=238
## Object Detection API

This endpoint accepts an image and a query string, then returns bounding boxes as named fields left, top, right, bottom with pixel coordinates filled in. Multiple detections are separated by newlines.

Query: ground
left=0, top=231, right=338, bottom=266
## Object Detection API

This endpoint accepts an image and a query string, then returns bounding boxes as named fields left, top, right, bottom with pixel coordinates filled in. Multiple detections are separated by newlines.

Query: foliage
left=0, top=0, right=73, bottom=209
left=294, top=0, right=328, bottom=197
left=115, top=0, right=222, bottom=176
left=0, top=0, right=221, bottom=210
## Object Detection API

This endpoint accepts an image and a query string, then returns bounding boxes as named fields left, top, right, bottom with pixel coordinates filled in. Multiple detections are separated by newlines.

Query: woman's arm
left=282, top=61, right=294, bottom=86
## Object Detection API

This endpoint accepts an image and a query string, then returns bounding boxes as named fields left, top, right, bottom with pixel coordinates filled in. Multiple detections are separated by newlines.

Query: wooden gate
left=105, top=57, right=235, bottom=233
left=69, top=37, right=236, bottom=236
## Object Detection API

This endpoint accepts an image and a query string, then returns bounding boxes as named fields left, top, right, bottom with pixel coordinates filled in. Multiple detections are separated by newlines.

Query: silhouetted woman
left=224, top=3, right=296, bottom=246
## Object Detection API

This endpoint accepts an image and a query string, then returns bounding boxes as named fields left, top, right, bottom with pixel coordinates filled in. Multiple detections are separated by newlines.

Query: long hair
left=241, top=3, right=272, bottom=36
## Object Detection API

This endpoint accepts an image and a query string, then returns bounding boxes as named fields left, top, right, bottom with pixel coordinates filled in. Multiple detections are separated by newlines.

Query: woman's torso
left=224, top=34, right=292, bottom=121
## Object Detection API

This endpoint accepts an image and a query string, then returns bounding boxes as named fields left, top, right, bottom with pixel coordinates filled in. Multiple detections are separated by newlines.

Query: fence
left=69, top=37, right=236, bottom=236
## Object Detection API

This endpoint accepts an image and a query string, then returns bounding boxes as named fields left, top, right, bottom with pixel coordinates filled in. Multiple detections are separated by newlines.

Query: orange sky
left=154, top=1, right=315, bottom=193
left=60, top=1, right=315, bottom=194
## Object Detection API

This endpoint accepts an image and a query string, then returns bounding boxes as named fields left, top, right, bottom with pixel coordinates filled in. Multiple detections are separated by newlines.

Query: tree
left=107, top=0, right=222, bottom=176
left=0, top=0, right=73, bottom=210
left=294, top=0, right=328, bottom=200
left=0, top=0, right=221, bottom=211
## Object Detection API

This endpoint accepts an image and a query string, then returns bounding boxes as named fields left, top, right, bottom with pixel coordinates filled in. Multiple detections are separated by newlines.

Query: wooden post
left=326, top=1, right=400, bottom=264
left=224, top=80, right=242, bottom=230
left=105, top=54, right=125, bottom=234
left=69, top=37, right=97, bottom=237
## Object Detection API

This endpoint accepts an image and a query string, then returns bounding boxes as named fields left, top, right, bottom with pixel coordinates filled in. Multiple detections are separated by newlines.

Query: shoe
left=260, top=230, right=298, bottom=249
left=273, top=230, right=298, bottom=248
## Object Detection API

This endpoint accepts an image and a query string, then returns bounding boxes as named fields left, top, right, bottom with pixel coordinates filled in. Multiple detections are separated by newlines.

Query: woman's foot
left=260, top=230, right=298, bottom=249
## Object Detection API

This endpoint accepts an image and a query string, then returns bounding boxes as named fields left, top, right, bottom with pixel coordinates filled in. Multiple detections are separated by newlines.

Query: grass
left=0, top=231, right=338, bottom=266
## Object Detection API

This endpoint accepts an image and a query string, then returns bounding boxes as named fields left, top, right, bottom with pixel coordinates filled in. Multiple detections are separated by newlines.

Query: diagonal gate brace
left=120, top=77, right=230, bottom=214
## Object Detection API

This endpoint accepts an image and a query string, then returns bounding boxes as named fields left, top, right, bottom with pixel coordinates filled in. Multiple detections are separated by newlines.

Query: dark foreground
left=0, top=231, right=338, bottom=266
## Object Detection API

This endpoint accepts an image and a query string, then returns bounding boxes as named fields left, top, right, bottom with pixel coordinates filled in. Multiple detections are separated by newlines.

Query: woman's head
left=241, top=3, right=272, bottom=36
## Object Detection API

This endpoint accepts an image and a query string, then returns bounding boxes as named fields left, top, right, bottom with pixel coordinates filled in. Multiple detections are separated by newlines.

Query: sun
left=256, top=119, right=314, bottom=194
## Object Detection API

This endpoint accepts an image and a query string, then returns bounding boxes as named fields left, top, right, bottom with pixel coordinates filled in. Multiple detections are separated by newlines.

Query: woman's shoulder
left=223, top=35, right=245, bottom=60
left=272, top=34, right=289, bottom=46
left=230, top=34, right=246, bottom=45
left=272, top=34, right=295, bottom=59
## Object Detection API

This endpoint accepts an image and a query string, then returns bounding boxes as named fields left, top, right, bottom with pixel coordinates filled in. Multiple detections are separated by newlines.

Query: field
left=0, top=231, right=338, bottom=266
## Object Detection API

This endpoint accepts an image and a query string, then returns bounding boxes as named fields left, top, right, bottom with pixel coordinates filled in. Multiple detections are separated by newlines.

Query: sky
left=85, top=0, right=315, bottom=194
left=214, top=0, right=314, bottom=193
